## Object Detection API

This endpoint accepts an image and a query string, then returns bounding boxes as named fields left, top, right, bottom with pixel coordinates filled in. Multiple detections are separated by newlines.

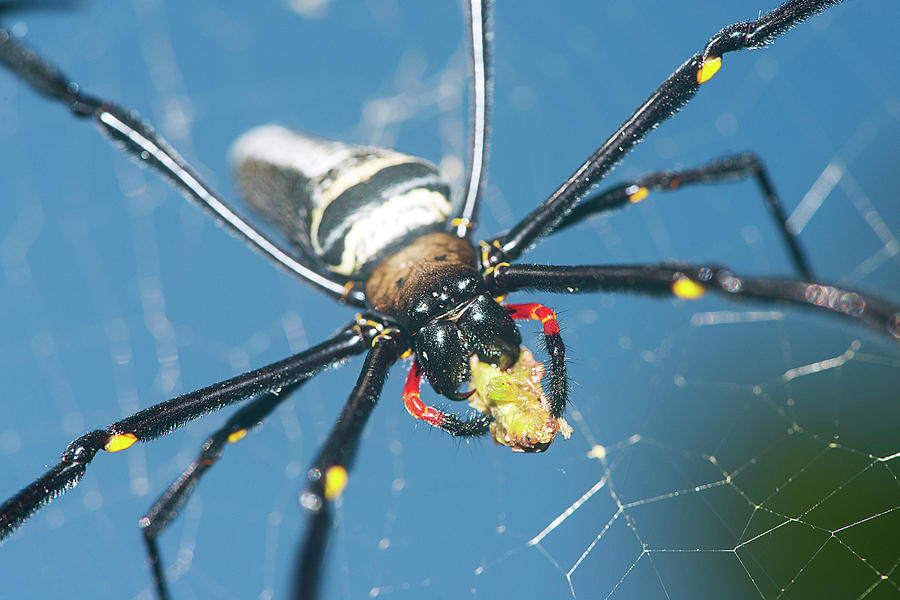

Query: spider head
left=410, top=273, right=521, bottom=400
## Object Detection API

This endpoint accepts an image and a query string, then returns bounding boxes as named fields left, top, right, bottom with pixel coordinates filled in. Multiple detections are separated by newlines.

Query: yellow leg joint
left=697, top=56, right=722, bottom=84
left=478, top=240, right=504, bottom=266
left=227, top=429, right=248, bottom=444
left=324, top=465, right=349, bottom=500
left=627, top=186, right=649, bottom=203
left=451, top=217, right=473, bottom=230
left=104, top=432, right=137, bottom=452
left=371, top=329, right=398, bottom=347
left=672, top=277, right=706, bottom=299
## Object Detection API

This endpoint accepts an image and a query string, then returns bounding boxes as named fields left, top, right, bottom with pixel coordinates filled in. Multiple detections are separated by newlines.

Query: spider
left=1, top=1, right=900, bottom=600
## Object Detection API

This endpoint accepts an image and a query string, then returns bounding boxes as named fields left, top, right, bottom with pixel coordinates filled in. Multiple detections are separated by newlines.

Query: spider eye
left=457, top=274, right=480, bottom=294
left=404, top=271, right=486, bottom=331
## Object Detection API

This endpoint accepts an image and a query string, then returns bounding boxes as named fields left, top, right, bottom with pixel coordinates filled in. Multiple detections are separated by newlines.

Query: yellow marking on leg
left=627, top=186, right=649, bottom=203
left=355, top=315, right=384, bottom=331
left=482, top=261, right=510, bottom=280
left=479, top=241, right=492, bottom=266
left=480, top=240, right=504, bottom=264
left=697, top=56, right=722, bottom=84
left=104, top=432, right=137, bottom=452
left=370, top=327, right=401, bottom=348
left=672, top=277, right=706, bottom=299
left=227, top=429, right=248, bottom=444
left=324, top=465, right=348, bottom=500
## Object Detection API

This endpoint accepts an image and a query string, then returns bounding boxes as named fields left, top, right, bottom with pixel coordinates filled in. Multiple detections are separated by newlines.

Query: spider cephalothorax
left=366, top=231, right=521, bottom=399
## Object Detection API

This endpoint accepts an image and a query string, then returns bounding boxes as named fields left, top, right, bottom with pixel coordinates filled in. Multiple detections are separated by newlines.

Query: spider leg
left=487, top=263, right=900, bottom=341
left=402, top=364, right=493, bottom=436
left=0, top=319, right=378, bottom=543
left=0, top=26, right=365, bottom=305
left=505, top=304, right=567, bottom=419
left=483, top=0, right=844, bottom=267
left=293, top=330, right=405, bottom=600
left=452, top=0, right=493, bottom=239
left=549, top=153, right=813, bottom=278
left=141, top=382, right=304, bottom=600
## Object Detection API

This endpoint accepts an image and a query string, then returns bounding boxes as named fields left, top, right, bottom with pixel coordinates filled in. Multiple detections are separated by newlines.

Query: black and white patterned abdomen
left=230, top=125, right=452, bottom=278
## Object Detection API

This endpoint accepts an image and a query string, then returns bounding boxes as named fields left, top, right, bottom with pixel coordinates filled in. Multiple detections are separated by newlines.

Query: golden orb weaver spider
left=1, top=1, right=898, bottom=598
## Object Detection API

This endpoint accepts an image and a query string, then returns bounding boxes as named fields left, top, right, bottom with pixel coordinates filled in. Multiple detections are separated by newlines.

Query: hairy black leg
left=550, top=154, right=813, bottom=278
left=487, top=263, right=900, bottom=341
left=484, top=0, right=843, bottom=267
left=141, top=382, right=305, bottom=600
left=0, top=318, right=382, bottom=543
left=293, top=331, right=405, bottom=600
left=505, top=304, right=567, bottom=419
left=0, top=26, right=364, bottom=304
left=452, top=0, right=493, bottom=238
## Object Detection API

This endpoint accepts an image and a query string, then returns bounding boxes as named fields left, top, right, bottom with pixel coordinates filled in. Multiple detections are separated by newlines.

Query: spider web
left=0, top=1, right=898, bottom=599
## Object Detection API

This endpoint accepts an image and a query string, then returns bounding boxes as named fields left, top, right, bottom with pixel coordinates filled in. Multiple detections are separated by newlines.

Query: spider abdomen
left=230, top=124, right=452, bottom=278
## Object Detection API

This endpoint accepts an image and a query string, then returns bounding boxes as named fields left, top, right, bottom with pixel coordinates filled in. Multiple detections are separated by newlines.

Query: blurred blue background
left=1, top=1, right=898, bottom=599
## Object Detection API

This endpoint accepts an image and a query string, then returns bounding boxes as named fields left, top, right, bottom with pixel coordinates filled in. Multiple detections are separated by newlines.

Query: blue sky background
left=1, top=1, right=899, bottom=599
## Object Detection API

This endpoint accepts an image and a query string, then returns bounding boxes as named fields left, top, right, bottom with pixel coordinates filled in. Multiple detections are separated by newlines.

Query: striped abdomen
left=230, top=125, right=452, bottom=278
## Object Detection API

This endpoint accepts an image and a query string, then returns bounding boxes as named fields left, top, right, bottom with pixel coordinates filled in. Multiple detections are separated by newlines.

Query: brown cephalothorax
left=365, top=231, right=479, bottom=322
